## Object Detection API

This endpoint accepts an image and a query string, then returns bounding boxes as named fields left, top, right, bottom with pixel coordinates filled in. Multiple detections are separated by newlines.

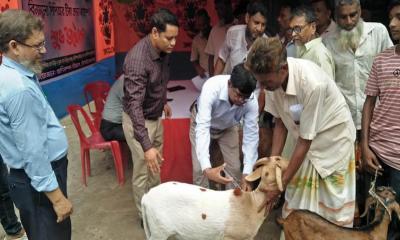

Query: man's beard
left=337, top=19, right=364, bottom=51
left=19, top=58, right=43, bottom=75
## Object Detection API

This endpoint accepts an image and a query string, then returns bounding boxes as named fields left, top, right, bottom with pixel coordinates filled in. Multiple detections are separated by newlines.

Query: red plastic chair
left=67, top=104, right=125, bottom=186
left=83, top=81, right=111, bottom=129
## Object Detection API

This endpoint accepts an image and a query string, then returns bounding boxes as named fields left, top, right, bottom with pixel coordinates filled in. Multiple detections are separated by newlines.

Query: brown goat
left=277, top=186, right=400, bottom=240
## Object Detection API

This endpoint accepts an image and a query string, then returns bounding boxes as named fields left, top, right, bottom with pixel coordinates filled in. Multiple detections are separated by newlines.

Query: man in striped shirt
left=122, top=8, right=179, bottom=222
left=361, top=1, right=400, bottom=238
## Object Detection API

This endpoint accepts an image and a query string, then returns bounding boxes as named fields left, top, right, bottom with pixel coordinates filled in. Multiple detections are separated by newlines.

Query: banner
left=113, top=0, right=210, bottom=53
left=22, top=0, right=96, bottom=81
left=94, top=0, right=115, bottom=61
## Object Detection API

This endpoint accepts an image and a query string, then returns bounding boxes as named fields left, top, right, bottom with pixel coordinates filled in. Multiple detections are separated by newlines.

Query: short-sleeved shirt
left=265, top=58, right=356, bottom=178
left=364, top=46, right=400, bottom=171
left=324, top=21, right=393, bottom=129
left=297, top=37, right=335, bottom=79
left=218, top=25, right=267, bottom=74
left=190, top=32, right=209, bottom=71
left=102, top=75, right=124, bottom=124
left=204, top=21, right=231, bottom=65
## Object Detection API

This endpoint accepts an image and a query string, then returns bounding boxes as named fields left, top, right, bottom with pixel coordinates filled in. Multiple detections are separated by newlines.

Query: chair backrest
left=67, top=105, right=98, bottom=145
left=83, top=81, right=111, bottom=116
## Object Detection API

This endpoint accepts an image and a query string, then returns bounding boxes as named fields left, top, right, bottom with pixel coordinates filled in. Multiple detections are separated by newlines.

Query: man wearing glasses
left=289, top=5, right=335, bottom=79
left=190, top=63, right=259, bottom=191
left=0, top=10, right=72, bottom=239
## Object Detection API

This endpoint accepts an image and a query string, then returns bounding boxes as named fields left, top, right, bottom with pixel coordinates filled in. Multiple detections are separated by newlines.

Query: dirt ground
left=0, top=106, right=282, bottom=240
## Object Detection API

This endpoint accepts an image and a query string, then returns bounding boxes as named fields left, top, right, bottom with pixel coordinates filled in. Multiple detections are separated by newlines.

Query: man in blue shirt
left=0, top=10, right=72, bottom=239
left=190, top=63, right=259, bottom=191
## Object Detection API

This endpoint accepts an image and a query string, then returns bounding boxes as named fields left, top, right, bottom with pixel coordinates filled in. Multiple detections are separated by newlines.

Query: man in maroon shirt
left=121, top=8, right=179, bottom=222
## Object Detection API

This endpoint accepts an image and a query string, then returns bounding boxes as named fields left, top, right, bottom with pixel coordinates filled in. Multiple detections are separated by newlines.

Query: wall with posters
left=0, top=0, right=116, bottom=117
left=112, top=0, right=217, bottom=79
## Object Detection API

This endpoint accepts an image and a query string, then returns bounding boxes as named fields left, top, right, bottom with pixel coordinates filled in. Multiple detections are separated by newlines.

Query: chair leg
left=80, top=148, right=87, bottom=186
left=86, top=150, right=91, bottom=176
left=110, top=141, right=125, bottom=186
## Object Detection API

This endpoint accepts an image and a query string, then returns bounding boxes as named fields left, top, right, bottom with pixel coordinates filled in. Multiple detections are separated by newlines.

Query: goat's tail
left=142, top=198, right=151, bottom=239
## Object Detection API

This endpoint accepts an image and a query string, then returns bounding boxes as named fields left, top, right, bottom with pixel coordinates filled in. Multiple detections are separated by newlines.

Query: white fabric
left=195, top=75, right=259, bottom=174
left=190, top=33, right=209, bottom=71
left=218, top=25, right=267, bottom=74
left=323, top=21, right=393, bottom=129
left=320, top=20, right=337, bottom=39
left=204, top=21, right=231, bottom=65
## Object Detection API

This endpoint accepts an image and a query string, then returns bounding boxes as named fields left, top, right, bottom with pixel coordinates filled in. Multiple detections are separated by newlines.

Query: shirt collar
left=219, top=79, right=231, bottom=102
left=304, top=37, right=322, bottom=51
left=1, top=56, right=36, bottom=79
left=285, top=57, right=297, bottom=96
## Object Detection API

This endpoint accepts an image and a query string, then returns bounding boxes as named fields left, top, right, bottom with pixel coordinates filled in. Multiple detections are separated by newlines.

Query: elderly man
left=324, top=0, right=393, bottom=135
left=122, top=8, right=179, bottom=222
left=213, top=1, right=268, bottom=75
left=246, top=37, right=356, bottom=227
left=361, top=1, right=400, bottom=238
left=311, top=0, right=336, bottom=38
left=190, top=64, right=259, bottom=191
left=0, top=10, right=72, bottom=239
left=289, top=5, right=335, bottom=78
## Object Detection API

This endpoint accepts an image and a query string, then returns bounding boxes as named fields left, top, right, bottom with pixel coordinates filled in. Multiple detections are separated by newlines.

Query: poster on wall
left=94, top=0, right=115, bottom=61
left=113, top=0, right=208, bottom=53
left=0, top=0, right=19, bottom=11
left=22, top=0, right=96, bottom=81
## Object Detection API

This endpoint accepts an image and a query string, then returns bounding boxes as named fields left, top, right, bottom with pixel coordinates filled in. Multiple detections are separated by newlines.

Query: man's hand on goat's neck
left=240, top=174, right=252, bottom=191
left=203, top=164, right=233, bottom=185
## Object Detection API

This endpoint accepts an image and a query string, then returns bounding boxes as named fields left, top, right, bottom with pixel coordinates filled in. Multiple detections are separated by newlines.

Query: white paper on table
left=191, top=72, right=209, bottom=91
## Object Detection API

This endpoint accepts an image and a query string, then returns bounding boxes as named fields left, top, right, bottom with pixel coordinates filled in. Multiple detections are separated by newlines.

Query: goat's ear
left=245, top=167, right=262, bottom=182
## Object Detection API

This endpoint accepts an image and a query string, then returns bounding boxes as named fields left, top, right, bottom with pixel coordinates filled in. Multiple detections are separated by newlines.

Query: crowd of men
left=0, top=0, right=399, bottom=239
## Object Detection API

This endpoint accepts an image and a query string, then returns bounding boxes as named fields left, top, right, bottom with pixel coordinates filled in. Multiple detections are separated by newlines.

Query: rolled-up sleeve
left=6, top=90, right=58, bottom=192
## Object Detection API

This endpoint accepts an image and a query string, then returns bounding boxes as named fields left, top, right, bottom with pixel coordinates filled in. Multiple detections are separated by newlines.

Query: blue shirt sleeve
left=6, top=89, right=59, bottom=192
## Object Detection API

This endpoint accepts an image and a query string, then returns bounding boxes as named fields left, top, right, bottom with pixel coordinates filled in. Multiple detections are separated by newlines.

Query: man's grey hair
left=0, top=9, right=43, bottom=53
left=334, top=0, right=360, bottom=8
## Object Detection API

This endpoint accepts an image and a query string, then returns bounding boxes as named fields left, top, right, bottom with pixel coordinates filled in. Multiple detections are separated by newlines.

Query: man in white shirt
left=323, top=0, right=393, bottom=133
left=246, top=37, right=356, bottom=226
left=213, top=1, right=267, bottom=75
left=190, top=63, right=259, bottom=190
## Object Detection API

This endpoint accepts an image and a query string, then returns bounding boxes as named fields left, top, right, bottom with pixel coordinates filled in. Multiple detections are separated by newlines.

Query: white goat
left=141, top=156, right=289, bottom=240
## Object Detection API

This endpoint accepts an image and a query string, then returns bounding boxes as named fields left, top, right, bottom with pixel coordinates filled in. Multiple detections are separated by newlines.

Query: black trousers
left=100, top=118, right=126, bottom=142
left=0, top=155, right=22, bottom=236
left=8, top=156, right=71, bottom=240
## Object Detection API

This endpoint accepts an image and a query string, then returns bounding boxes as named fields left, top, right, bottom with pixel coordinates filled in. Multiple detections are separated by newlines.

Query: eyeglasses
left=15, top=40, right=46, bottom=51
left=288, top=23, right=311, bottom=34
left=232, top=88, right=254, bottom=102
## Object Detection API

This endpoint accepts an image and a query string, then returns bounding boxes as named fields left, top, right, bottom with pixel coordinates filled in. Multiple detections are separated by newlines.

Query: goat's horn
left=276, top=165, right=283, bottom=192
